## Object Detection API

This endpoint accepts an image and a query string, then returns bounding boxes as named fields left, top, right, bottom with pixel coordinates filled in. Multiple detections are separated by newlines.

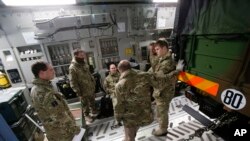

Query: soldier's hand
left=176, top=60, right=184, bottom=71
left=148, top=44, right=157, bottom=55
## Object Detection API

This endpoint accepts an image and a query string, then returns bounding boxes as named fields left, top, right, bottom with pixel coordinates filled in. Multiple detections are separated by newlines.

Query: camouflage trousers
left=81, top=95, right=96, bottom=128
left=111, top=95, right=117, bottom=109
left=155, top=91, right=174, bottom=130
left=124, top=126, right=139, bottom=141
left=111, top=96, right=118, bottom=124
left=81, top=95, right=96, bottom=116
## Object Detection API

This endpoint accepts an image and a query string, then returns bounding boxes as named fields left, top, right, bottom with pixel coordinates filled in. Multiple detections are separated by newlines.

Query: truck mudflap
left=178, top=71, right=219, bottom=96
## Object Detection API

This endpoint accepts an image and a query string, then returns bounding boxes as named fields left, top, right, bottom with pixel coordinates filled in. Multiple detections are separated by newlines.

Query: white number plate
left=221, top=89, right=246, bottom=110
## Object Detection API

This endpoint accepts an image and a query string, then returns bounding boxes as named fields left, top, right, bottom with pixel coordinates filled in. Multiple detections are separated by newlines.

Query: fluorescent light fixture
left=2, top=0, right=76, bottom=6
left=153, top=0, right=178, bottom=2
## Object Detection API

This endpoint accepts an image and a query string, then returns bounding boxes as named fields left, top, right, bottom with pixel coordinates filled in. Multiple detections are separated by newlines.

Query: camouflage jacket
left=69, top=59, right=96, bottom=97
left=104, top=72, right=120, bottom=97
left=149, top=53, right=159, bottom=71
left=152, top=53, right=177, bottom=101
left=31, top=78, right=80, bottom=141
left=114, top=69, right=153, bottom=127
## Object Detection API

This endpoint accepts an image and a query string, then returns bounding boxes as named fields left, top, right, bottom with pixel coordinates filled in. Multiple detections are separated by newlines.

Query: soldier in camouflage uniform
left=148, top=42, right=159, bottom=71
left=115, top=60, right=167, bottom=141
left=30, top=61, right=80, bottom=141
left=69, top=49, right=96, bottom=124
left=150, top=39, right=178, bottom=136
left=103, top=63, right=120, bottom=112
left=148, top=42, right=158, bottom=104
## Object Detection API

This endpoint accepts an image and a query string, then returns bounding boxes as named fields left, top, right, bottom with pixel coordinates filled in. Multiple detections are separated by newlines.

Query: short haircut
left=149, top=42, right=155, bottom=46
left=73, top=48, right=84, bottom=56
left=118, top=60, right=131, bottom=72
left=108, top=63, right=116, bottom=70
left=155, top=39, right=169, bottom=49
left=31, top=61, right=48, bottom=78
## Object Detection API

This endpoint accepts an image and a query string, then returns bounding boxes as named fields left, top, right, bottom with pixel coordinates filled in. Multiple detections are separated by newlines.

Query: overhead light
left=2, top=0, right=76, bottom=6
left=153, top=0, right=178, bottom=3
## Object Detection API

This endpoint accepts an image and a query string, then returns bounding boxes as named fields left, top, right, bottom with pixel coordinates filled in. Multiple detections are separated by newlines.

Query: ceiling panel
left=0, top=0, right=153, bottom=7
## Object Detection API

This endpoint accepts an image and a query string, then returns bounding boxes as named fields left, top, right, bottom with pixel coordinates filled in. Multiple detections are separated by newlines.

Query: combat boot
left=115, top=120, right=122, bottom=126
left=90, top=110, right=99, bottom=117
left=85, top=115, right=94, bottom=124
left=152, top=128, right=168, bottom=136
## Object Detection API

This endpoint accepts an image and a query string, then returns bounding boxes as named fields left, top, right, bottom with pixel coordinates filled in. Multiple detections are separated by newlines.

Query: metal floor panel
left=87, top=95, right=225, bottom=141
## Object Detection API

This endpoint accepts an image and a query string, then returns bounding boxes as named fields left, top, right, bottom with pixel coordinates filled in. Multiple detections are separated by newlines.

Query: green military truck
left=173, top=0, right=250, bottom=140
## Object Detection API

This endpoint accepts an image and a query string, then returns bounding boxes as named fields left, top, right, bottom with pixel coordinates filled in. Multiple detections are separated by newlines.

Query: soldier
left=103, top=63, right=120, bottom=117
left=151, top=39, right=179, bottom=136
left=69, top=49, right=97, bottom=125
left=30, top=61, right=80, bottom=141
left=114, top=60, right=154, bottom=141
left=147, top=42, right=158, bottom=104
left=148, top=42, right=158, bottom=71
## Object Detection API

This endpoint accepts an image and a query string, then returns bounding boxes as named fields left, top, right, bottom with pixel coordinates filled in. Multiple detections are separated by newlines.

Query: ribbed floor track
left=87, top=95, right=225, bottom=141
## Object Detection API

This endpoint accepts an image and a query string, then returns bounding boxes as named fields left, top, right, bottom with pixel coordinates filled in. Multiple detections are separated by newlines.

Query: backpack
left=97, top=95, right=114, bottom=119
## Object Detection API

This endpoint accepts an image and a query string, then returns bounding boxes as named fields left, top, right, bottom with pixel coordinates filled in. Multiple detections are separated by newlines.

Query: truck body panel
left=174, top=0, right=250, bottom=118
